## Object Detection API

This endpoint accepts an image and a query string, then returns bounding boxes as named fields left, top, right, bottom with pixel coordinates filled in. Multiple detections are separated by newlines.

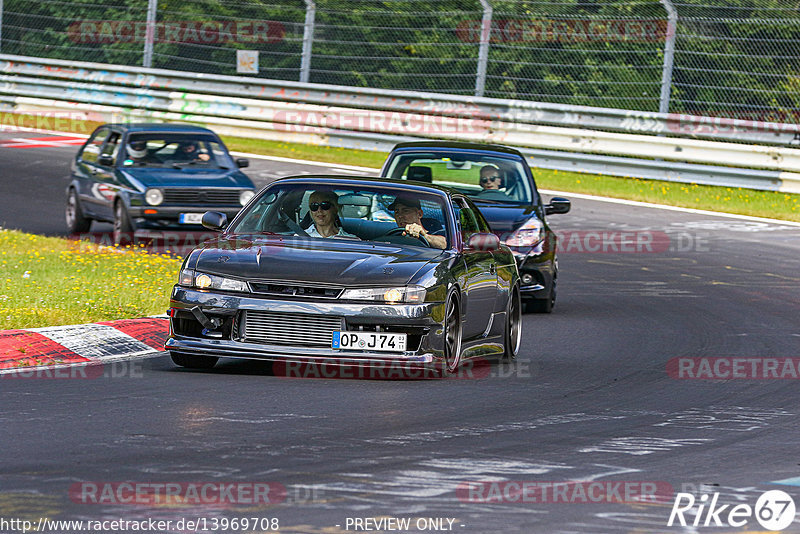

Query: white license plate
left=332, top=331, right=407, bottom=352
left=179, top=213, right=204, bottom=224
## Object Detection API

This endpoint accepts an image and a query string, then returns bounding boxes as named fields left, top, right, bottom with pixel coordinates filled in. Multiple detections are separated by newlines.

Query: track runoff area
left=1, top=127, right=800, bottom=532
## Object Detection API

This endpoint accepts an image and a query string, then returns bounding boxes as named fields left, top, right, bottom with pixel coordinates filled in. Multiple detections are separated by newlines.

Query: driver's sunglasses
left=309, top=201, right=333, bottom=212
left=480, top=175, right=500, bottom=184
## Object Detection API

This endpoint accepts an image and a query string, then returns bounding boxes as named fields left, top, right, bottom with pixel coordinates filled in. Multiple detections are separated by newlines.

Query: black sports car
left=66, top=123, right=254, bottom=245
left=381, top=142, right=570, bottom=312
left=166, top=176, right=522, bottom=376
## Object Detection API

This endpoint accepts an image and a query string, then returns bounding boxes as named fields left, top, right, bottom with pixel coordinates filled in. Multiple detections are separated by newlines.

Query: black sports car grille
left=240, top=311, right=344, bottom=347
left=248, top=282, right=342, bottom=299
left=163, top=189, right=241, bottom=205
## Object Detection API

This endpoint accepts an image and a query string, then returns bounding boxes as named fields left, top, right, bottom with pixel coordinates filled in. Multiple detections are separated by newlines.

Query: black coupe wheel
left=170, top=352, right=219, bottom=369
left=504, top=285, right=522, bottom=360
left=113, top=200, right=135, bottom=246
left=66, top=189, right=92, bottom=233
left=526, top=278, right=556, bottom=314
left=441, top=291, right=462, bottom=375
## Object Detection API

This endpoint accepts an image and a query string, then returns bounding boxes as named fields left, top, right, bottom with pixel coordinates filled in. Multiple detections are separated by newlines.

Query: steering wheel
left=385, top=226, right=430, bottom=247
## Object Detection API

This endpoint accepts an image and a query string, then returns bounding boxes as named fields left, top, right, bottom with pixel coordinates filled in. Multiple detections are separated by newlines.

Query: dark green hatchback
left=66, top=123, right=255, bottom=244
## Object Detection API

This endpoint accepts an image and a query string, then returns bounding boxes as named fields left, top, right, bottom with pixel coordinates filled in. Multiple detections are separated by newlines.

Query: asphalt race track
left=2, top=130, right=800, bottom=533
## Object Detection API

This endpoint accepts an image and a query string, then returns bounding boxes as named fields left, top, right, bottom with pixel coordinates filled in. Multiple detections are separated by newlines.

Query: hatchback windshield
left=122, top=133, right=233, bottom=169
left=384, top=152, right=536, bottom=204
left=231, top=183, right=451, bottom=249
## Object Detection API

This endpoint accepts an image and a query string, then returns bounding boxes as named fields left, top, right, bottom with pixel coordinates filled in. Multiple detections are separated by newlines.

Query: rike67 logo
left=668, top=490, right=796, bottom=530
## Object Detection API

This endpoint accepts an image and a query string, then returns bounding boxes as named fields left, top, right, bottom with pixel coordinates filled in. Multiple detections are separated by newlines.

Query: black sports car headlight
left=504, top=217, right=544, bottom=247
left=178, top=269, right=249, bottom=293
left=339, top=286, right=426, bottom=304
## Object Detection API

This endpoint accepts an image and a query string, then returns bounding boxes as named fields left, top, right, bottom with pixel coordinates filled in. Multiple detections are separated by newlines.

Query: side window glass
left=455, top=199, right=480, bottom=244
left=99, top=133, right=121, bottom=165
left=80, top=129, right=109, bottom=164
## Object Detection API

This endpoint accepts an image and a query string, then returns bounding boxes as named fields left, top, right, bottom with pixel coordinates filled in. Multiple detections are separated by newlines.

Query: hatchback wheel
left=113, top=201, right=135, bottom=246
left=66, top=189, right=92, bottom=233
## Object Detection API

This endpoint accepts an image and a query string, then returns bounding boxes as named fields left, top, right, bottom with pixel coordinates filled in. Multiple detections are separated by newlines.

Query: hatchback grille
left=241, top=311, right=343, bottom=347
left=163, top=189, right=241, bottom=205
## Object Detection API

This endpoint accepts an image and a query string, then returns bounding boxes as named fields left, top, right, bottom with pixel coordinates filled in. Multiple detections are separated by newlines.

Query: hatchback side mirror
left=466, top=232, right=501, bottom=251
left=202, top=211, right=228, bottom=232
left=97, top=154, right=114, bottom=167
left=236, top=158, right=249, bottom=168
left=545, top=197, right=571, bottom=215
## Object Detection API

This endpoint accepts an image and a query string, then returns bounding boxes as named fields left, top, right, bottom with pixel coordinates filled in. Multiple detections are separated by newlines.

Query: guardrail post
left=142, top=0, right=158, bottom=68
left=475, top=0, right=492, bottom=97
left=659, top=0, right=678, bottom=114
left=300, top=0, right=316, bottom=83
left=0, top=0, right=4, bottom=53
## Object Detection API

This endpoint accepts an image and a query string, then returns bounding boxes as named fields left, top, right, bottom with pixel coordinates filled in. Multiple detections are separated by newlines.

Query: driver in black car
left=479, top=164, right=503, bottom=190
left=388, top=196, right=447, bottom=249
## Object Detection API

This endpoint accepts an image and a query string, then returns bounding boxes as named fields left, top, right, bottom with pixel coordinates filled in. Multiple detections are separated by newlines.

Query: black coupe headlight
left=339, top=286, right=426, bottom=303
left=178, top=269, right=249, bottom=293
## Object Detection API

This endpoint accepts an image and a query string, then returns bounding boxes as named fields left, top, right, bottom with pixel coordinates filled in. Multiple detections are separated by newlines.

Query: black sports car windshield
left=231, top=183, right=451, bottom=249
left=384, top=152, right=537, bottom=204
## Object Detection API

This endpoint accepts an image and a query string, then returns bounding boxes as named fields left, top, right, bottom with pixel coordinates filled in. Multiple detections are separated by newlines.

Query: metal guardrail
left=1, top=54, right=799, bottom=194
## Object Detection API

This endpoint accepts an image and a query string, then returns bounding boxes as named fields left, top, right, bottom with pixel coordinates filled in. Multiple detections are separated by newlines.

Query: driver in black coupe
left=388, top=196, right=447, bottom=249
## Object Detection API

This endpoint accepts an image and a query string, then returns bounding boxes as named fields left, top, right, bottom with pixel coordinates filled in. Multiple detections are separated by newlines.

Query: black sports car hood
left=189, top=235, right=445, bottom=287
left=475, top=204, right=542, bottom=235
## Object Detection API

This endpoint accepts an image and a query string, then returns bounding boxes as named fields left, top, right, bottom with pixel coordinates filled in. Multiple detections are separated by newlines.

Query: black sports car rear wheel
left=442, top=291, right=463, bottom=375
left=170, top=352, right=219, bottom=369
left=504, top=285, right=522, bottom=360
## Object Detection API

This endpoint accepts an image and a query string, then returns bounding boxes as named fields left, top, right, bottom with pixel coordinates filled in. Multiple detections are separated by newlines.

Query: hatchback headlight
left=504, top=217, right=544, bottom=247
left=178, top=269, right=249, bottom=293
left=239, top=190, right=254, bottom=206
left=339, top=286, right=426, bottom=304
left=145, top=188, right=164, bottom=206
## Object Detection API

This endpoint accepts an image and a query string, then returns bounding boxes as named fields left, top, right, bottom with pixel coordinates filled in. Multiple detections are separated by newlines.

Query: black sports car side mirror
left=202, top=211, right=228, bottom=232
left=236, top=158, right=250, bottom=168
left=545, top=197, right=571, bottom=215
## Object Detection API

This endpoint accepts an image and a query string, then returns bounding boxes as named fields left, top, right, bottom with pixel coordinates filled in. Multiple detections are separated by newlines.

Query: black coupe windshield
left=231, top=184, right=451, bottom=249
left=384, top=152, right=536, bottom=204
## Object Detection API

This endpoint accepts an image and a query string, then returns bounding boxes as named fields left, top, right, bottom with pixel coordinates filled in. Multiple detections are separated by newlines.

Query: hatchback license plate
left=332, top=331, right=407, bottom=352
left=179, top=212, right=204, bottom=224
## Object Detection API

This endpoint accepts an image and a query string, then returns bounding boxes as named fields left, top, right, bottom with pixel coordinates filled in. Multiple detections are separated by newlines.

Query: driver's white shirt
left=305, top=224, right=357, bottom=239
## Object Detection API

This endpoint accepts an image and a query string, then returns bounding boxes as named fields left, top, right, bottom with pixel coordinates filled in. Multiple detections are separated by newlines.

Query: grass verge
left=2, top=111, right=799, bottom=221
left=0, top=229, right=181, bottom=329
